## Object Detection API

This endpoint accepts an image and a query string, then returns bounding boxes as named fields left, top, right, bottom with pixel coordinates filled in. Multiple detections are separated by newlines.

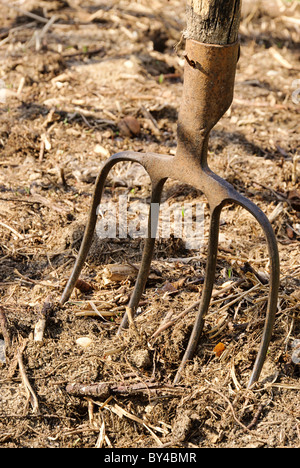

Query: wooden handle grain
left=185, top=0, right=242, bottom=44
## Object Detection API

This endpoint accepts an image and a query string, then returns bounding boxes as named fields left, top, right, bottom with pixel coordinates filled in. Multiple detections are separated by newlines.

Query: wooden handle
left=185, top=0, right=241, bottom=44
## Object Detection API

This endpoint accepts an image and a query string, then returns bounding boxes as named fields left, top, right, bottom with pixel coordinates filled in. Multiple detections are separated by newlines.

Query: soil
left=0, top=0, right=299, bottom=449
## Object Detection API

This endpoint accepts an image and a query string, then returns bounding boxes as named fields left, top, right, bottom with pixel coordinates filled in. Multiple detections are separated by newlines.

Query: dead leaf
left=160, top=282, right=177, bottom=294
left=118, top=116, right=141, bottom=137
left=286, top=226, right=294, bottom=239
left=75, top=279, right=94, bottom=293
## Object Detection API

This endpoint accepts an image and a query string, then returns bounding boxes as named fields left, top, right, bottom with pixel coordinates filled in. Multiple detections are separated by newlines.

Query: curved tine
left=173, top=204, right=222, bottom=385
left=230, top=195, right=280, bottom=388
left=117, top=177, right=166, bottom=333
left=60, top=152, right=149, bottom=306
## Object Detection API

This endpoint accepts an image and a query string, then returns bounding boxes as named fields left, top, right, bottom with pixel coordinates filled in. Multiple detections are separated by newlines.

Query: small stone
left=76, top=337, right=93, bottom=348
left=291, top=339, right=300, bottom=364
left=94, top=144, right=110, bottom=158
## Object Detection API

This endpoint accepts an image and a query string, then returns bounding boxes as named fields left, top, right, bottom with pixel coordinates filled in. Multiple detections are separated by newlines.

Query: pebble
left=94, top=144, right=110, bottom=158
left=291, top=339, right=300, bottom=364
left=76, top=337, right=93, bottom=348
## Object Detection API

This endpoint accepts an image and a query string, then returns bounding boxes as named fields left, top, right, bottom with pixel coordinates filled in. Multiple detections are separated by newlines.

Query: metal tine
left=230, top=195, right=280, bottom=387
left=117, top=178, right=166, bottom=333
left=173, top=193, right=280, bottom=387
left=173, top=203, right=222, bottom=385
left=60, top=152, right=153, bottom=306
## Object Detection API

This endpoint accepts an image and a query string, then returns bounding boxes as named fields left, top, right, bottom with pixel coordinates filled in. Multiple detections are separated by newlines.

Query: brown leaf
left=286, top=226, right=294, bottom=239
left=160, top=281, right=177, bottom=293
left=118, top=116, right=141, bottom=137
left=75, top=279, right=94, bottom=293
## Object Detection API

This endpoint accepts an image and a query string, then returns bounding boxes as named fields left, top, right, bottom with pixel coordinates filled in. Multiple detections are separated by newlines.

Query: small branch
left=34, top=296, right=54, bottom=344
left=62, top=47, right=105, bottom=59
left=246, top=404, right=264, bottom=430
left=36, top=15, right=57, bottom=50
left=14, top=269, right=60, bottom=289
left=0, top=0, right=49, bottom=24
left=66, top=380, right=185, bottom=400
left=67, top=382, right=111, bottom=399
left=0, top=221, right=24, bottom=240
left=17, top=340, right=40, bottom=414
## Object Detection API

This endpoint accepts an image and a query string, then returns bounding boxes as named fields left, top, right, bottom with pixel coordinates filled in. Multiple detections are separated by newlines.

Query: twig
left=62, top=47, right=105, bottom=59
left=34, top=296, right=54, bottom=343
left=269, top=47, right=294, bottom=70
left=0, top=21, right=36, bottom=41
left=35, top=15, right=57, bottom=51
left=208, top=283, right=262, bottom=317
left=0, top=0, right=49, bottom=23
left=205, top=386, right=267, bottom=444
left=140, top=106, right=160, bottom=136
left=246, top=404, right=264, bottom=430
left=30, top=192, right=69, bottom=214
left=17, top=341, right=40, bottom=414
left=95, top=420, right=106, bottom=448
left=59, top=167, right=68, bottom=188
left=151, top=279, right=246, bottom=339
left=0, top=196, right=43, bottom=205
left=268, top=202, right=284, bottom=224
left=280, top=15, right=300, bottom=26
left=74, top=308, right=121, bottom=318
left=66, top=380, right=185, bottom=400
left=0, top=221, right=24, bottom=240
left=14, top=269, right=60, bottom=289
left=39, top=139, right=45, bottom=162
left=206, top=386, right=253, bottom=433
left=17, top=77, right=25, bottom=96
left=87, top=301, right=110, bottom=322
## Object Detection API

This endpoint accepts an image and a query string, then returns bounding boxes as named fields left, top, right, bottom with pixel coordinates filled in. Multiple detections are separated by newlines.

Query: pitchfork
left=60, top=13, right=280, bottom=388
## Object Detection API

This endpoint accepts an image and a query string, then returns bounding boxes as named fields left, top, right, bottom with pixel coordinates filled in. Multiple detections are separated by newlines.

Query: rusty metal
left=60, top=39, right=280, bottom=388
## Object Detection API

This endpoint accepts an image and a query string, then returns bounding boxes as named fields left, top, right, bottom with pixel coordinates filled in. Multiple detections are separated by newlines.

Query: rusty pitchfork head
left=60, top=39, right=280, bottom=388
